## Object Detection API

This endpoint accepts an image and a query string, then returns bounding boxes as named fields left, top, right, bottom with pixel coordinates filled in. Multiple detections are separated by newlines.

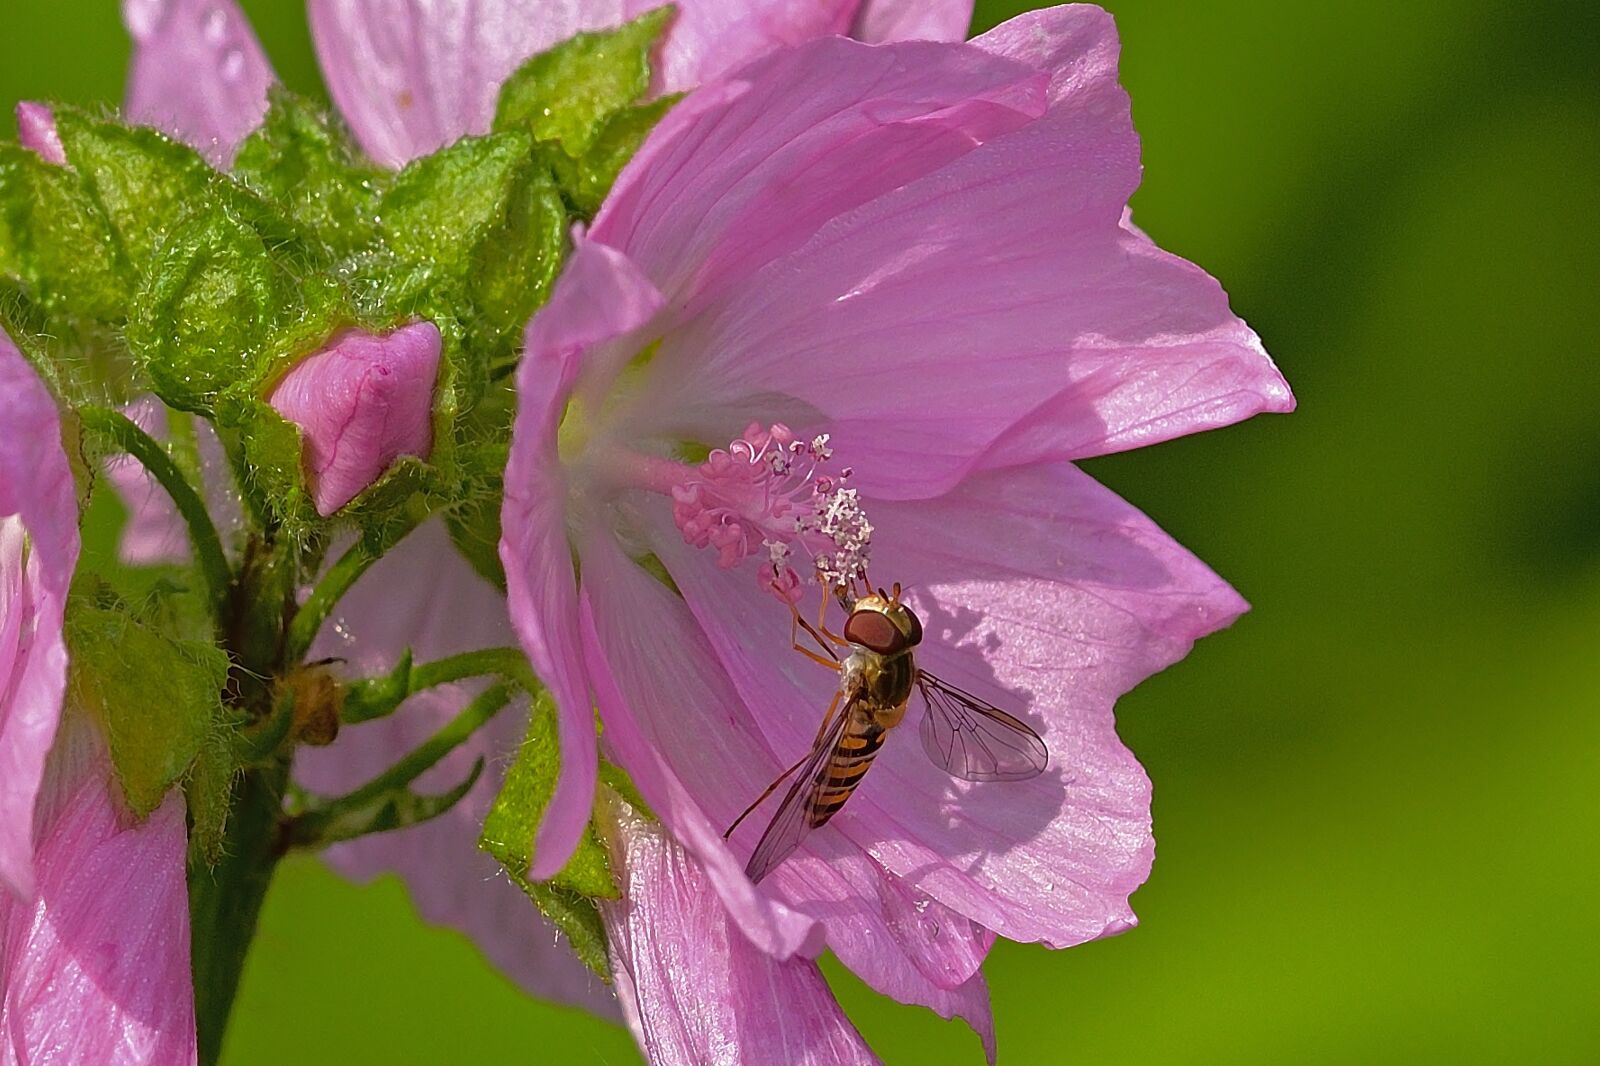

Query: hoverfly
left=725, top=581, right=1049, bottom=883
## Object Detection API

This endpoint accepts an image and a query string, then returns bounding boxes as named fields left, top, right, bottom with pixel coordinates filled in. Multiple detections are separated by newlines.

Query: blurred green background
left=5, top=0, right=1597, bottom=1062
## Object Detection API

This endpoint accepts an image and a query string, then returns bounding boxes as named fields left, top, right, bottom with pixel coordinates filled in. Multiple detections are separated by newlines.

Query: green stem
left=284, top=683, right=513, bottom=849
left=343, top=646, right=534, bottom=724
left=283, top=518, right=420, bottom=663
left=80, top=406, right=232, bottom=618
left=188, top=760, right=289, bottom=1066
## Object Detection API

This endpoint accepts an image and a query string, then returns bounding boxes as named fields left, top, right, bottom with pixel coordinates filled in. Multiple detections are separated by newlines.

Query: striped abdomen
left=808, top=712, right=889, bottom=827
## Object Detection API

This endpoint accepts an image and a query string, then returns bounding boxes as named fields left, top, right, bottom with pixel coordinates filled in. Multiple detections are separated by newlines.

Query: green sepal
left=492, top=7, right=672, bottom=155
left=479, top=690, right=620, bottom=900
left=0, top=143, right=133, bottom=320
left=53, top=109, right=310, bottom=270
left=211, top=397, right=319, bottom=539
left=546, top=94, right=680, bottom=218
left=373, top=133, right=566, bottom=379
left=125, top=206, right=282, bottom=413
left=445, top=439, right=510, bottom=590
left=65, top=602, right=230, bottom=817
left=232, top=87, right=386, bottom=256
left=512, top=876, right=612, bottom=979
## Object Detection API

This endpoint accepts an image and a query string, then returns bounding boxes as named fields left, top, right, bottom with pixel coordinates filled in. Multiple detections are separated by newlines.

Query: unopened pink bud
left=15, top=102, right=65, bottom=165
left=269, top=322, right=442, bottom=516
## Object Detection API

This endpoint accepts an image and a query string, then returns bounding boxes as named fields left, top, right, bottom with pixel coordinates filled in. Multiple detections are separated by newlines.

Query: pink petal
left=767, top=845, right=995, bottom=1057
left=851, top=0, right=973, bottom=43
left=0, top=331, right=79, bottom=902
left=295, top=520, right=616, bottom=1015
left=501, top=238, right=663, bottom=878
left=591, top=35, right=1046, bottom=318
left=308, top=0, right=857, bottom=169
left=14, top=103, right=65, bottom=165
left=614, top=6, right=1289, bottom=498
left=268, top=323, right=442, bottom=517
left=105, top=397, right=188, bottom=567
left=576, top=526, right=818, bottom=961
left=654, top=460, right=1245, bottom=948
left=600, top=800, right=877, bottom=1066
left=122, top=0, right=275, bottom=166
left=0, top=722, right=196, bottom=1065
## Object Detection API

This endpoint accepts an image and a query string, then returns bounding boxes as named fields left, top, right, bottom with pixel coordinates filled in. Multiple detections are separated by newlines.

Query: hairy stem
left=79, top=406, right=232, bottom=618
left=188, top=759, right=289, bottom=1066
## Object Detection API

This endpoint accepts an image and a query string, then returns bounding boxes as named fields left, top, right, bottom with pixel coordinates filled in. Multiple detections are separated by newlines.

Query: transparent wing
left=917, top=671, right=1048, bottom=782
left=742, top=699, right=855, bottom=884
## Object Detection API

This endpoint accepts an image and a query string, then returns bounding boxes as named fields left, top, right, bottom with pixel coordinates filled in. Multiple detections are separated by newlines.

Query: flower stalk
left=78, top=405, right=233, bottom=619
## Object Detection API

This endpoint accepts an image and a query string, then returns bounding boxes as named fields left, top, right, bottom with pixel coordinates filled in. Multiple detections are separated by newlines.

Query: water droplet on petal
left=123, top=0, right=166, bottom=39
left=921, top=917, right=941, bottom=939
left=202, top=6, right=229, bottom=45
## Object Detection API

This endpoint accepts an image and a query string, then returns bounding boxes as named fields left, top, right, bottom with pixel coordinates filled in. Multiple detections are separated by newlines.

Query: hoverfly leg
left=726, top=692, right=844, bottom=840
left=790, top=606, right=841, bottom=669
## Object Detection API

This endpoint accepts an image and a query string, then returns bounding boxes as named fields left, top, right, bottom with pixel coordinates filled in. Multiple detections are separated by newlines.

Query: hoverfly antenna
left=890, top=582, right=902, bottom=603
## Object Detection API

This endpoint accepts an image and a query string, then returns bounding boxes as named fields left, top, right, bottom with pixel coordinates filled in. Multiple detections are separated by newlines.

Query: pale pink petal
left=267, top=323, right=442, bottom=516
left=612, top=6, right=1289, bottom=498
left=0, top=723, right=196, bottom=1065
left=501, top=238, right=663, bottom=878
left=767, top=845, right=995, bottom=1057
left=308, top=0, right=856, bottom=169
left=0, top=331, right=79, bottom=902
left=576, top=529, right=819, bottom=961
left=600, top=797, right=876, bottom=1066
left=104, top=398, right=243, bottom=567
left=105, top=398, right=189, bottom=567
left=591, top=35, right=1046, bottom=318
left=296, top=520, right=616, bottom=1015
left=14, top=103, right=65, bottom=165
left=122, top=0, right=275, bottom=166
left=851, top=0, right=972, bottom=43
left=654, top=461, right=1245, bottom=948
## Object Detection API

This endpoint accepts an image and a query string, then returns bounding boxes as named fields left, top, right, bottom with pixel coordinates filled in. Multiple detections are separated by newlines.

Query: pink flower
left=500, top=4, right=1291, bottom=1054
left=1, top=330, right=198, bottom=1064
left=114, top=0, right=972, bottom=1024
left=0, top=332, right=79, bottom=901
left=267, top=322, right=443, bottom=516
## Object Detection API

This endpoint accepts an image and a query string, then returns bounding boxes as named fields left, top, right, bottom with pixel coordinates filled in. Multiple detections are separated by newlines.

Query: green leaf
left=186, top=720, right=241, bottom=867
left=66, top=604, right=230, bottom=817
left=480, top=691, right=618, bottom=900
left=493, top=6, right=672, bottom=154
left=0, top=144, right=133, bottom=320
left=124, top=205, right=282, bottom=413
left=54, top=111, right=218, bottom=266
left=373, top=133, right=566, bottom=396
left=232, top=88, right=386, bottom=256
left=547, top=94, right=680, bottom=217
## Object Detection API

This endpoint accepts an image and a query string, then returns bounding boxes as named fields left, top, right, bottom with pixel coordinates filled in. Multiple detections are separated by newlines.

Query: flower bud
left=268, top=322, right=441, bottom=515
left=15, top=102, right=65, bottom=165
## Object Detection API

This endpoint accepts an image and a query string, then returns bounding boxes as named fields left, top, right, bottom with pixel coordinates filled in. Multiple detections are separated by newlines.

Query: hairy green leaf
left=547, top=94, right=680, bottom=217
left=0, top=144, right=132, bottom=319
left=493, top=7, right=672, bottom=154
left=67, top=604, right=230, bottom=817
left=233, top=88, right=385, bottom=256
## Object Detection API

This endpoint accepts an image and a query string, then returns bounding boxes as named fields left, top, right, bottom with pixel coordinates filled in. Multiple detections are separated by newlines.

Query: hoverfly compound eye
left=901, top=606, right=923, bottom=647
left=844, top=608, right=905, bottom=655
